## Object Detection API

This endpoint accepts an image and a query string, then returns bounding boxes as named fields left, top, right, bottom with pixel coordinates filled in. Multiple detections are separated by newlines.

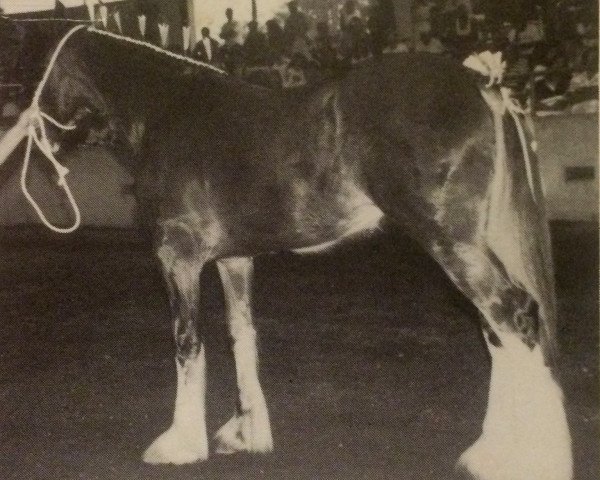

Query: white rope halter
left=21, top=24, right=87, bottom=234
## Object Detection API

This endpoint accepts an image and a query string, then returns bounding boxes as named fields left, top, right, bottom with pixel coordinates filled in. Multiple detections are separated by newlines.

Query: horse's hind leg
left=214, top=257, right=273, bottom=454
left=143, top=223, right=210, bottom=464
left=429, top=241, right=572, bottom=480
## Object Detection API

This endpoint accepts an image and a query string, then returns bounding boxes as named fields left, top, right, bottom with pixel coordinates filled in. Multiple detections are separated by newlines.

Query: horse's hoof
left=456, top=438, right=572, bottom=480
left=214, top=413, right=273, bottom=455
left=143, top=427, right=209, bottom=465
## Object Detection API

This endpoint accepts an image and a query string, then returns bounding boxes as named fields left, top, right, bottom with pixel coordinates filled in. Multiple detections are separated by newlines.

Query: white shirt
left=203, top=37, right=213, bottom=61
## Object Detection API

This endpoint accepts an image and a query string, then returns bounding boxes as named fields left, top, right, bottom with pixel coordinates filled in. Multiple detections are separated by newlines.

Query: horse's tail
left=483, top=91, right=558, bottom=364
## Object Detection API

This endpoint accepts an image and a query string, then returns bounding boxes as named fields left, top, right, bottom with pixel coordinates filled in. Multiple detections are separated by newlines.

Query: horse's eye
left=72, top=106, right=93, bottom=122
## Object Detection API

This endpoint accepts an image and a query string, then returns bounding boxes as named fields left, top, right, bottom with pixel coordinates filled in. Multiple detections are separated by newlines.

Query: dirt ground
left=0, top=222, right=597, bottom=480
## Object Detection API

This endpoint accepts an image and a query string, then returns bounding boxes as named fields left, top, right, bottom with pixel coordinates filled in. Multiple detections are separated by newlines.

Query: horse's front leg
left=143, top=225, right=209, bottom=464
left=214, top=257, right=273, bottom=454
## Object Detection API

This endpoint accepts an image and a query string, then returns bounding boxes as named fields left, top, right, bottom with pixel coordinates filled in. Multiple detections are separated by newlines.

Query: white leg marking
left=143, top=348, right=209, bottom=464
left=215, top=326, right=273, bottom=454
left=215, top=259, right=273, bottom=455
left=458, top=333, right=573, bottom=480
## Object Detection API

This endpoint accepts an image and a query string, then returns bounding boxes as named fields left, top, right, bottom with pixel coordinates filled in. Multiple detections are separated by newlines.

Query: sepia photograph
left=0, top=1, right=597, bottom=479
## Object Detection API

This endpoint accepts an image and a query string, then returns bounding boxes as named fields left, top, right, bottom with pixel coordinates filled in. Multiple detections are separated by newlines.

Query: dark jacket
left=193, top=38, right=221, bottom=64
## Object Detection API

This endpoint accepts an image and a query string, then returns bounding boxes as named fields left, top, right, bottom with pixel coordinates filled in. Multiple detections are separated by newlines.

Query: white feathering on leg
left=458, top=333, right=572, bottom=480
left=143, top=349, right=209, bottom=464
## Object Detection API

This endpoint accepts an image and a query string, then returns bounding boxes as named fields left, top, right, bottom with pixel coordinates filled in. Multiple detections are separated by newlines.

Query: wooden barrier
left=536, top=113, right=598, bottom=222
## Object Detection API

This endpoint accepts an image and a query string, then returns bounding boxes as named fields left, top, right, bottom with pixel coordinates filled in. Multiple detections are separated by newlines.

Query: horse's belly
left=291, top=186, right=384, bottom=254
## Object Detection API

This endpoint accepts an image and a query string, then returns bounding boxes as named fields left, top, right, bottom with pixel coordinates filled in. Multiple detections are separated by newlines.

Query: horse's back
left=338, top=53, right=487, bottom=137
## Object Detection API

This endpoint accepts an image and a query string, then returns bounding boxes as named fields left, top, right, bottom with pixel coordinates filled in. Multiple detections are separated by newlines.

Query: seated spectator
left=220, top=7, right=243, bottom=74
left=340, top=0, right=369, bottom=62
left=518, top=18, right=545, bottom=45
left=567, top=47, right=598, bottom=113
left=415, top=32, right=445, bottom=54
left=533, top=45, right=572, bottom=106
left=1, top=89, right=20, bottom=121
left=192, top=27, right=221, bottom=64
left=569, top=48, right=598, bottom=92
left=384, top=34, right=410, bottom=53
left=244, top=21, right=269, bottom=67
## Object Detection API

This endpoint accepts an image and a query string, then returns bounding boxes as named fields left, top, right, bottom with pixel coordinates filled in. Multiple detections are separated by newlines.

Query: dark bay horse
left=0, top=23, right=572, bottom=480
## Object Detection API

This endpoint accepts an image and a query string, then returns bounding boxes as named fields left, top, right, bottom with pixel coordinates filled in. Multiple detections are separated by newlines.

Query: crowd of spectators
left=0, top=0, right=597, bottom=113
left=189, top=1, right=397, bottom=86
left=403, top=0, right=598, bottom=112
left=185, top=0, right=597, bottom=112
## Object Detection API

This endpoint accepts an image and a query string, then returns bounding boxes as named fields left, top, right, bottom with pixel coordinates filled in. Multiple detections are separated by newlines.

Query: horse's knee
left=156, top=223, right=208, bottom=363
left=157, top=222, right=203, bottom=268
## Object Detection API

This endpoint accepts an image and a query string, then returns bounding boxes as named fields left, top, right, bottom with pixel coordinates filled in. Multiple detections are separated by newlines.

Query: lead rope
left=463, top=51, right=540, bottom=204
left=20, top=24, right=88, bottom=233
left=501, top=87, right=540, bottom=204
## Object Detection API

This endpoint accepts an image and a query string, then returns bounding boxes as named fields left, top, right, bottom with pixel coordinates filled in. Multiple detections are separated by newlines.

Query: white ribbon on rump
left=463, top=51, right=506, bottom=88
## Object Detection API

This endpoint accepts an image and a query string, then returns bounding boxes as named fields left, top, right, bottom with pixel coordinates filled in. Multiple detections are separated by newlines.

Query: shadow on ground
left=0, top=221, right=597, bottom=480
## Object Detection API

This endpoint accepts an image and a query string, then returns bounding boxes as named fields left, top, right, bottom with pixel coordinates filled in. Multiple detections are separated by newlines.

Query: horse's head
left=38, top=29, right=117, bottom=151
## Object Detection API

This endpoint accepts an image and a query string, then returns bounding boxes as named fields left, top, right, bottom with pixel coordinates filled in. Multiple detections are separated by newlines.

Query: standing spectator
left=500, top=23, right=530, bottom=93
left=0, top=16, right=24, bottom=83
left=266, top=18, right=285, bottom=63
left=220, top=8, right=240, bottom=46
left=312, top=22, right=338, bottom=70
left=453, top=0, right=473, bottom=58
left=244, top=21, right=269, bottom=67
left=283, top=0, right=310, bottom=58
left=193, top=27, right=221, bottom=64
left=220, top=8, right=242, bottom=75
left=368, top=0, right=387, bottom=58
